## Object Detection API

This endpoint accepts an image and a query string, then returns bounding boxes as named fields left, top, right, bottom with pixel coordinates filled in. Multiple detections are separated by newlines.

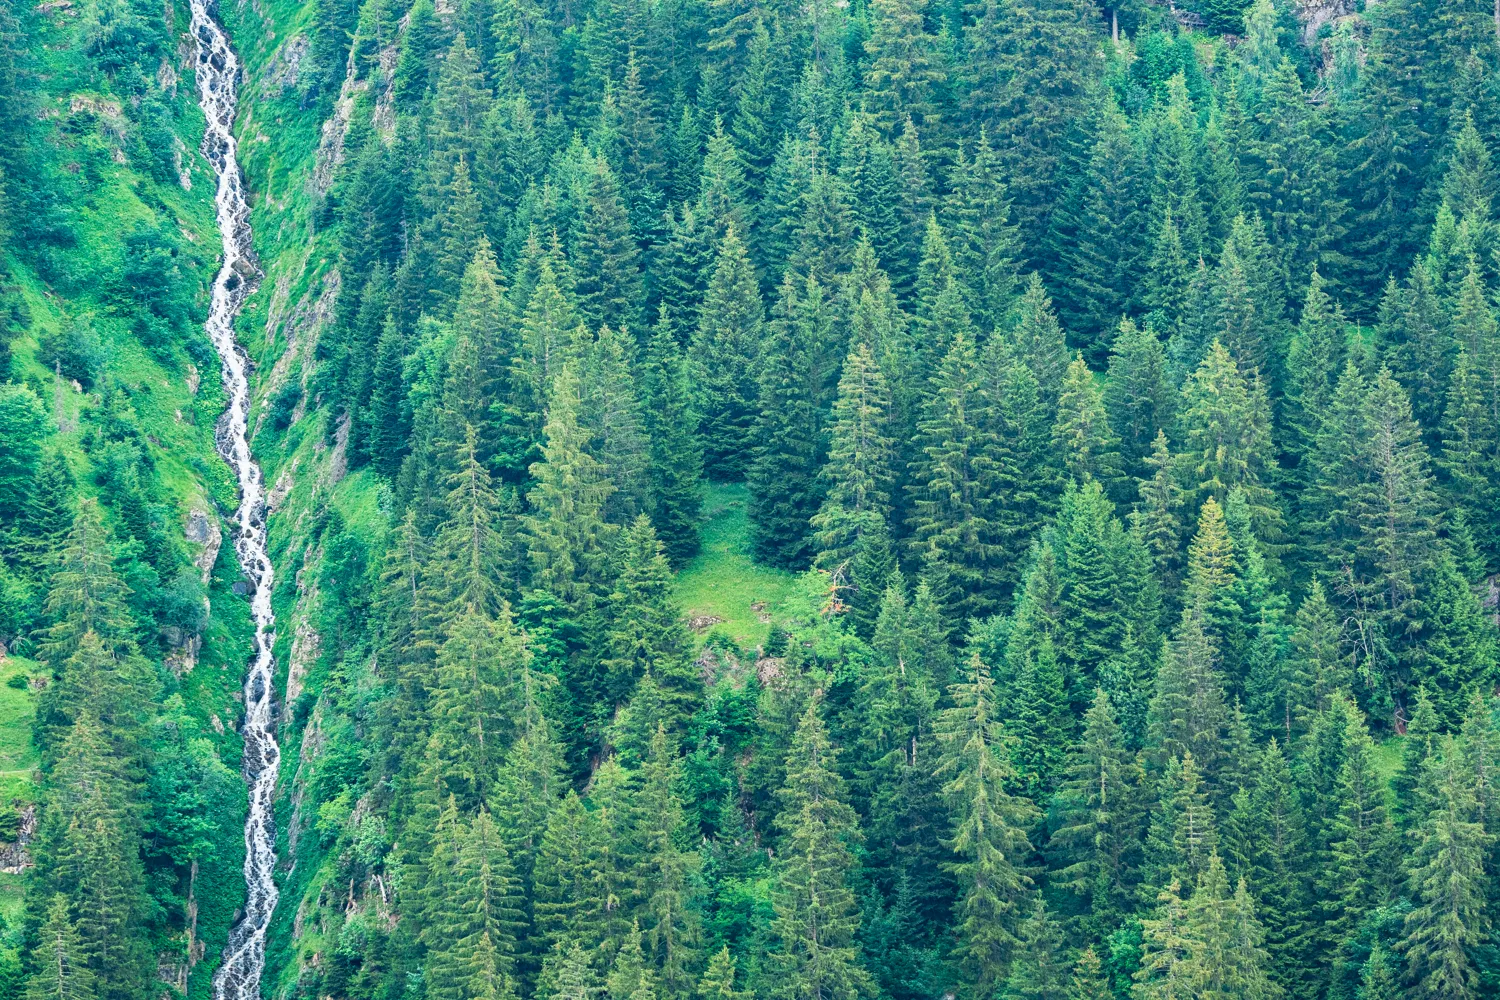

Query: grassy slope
left=675, top=484, right=798, bottom=652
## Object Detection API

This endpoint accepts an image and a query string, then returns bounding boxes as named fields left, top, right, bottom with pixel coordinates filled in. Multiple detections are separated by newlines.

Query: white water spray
left=190, top=4, right=282, bottom=998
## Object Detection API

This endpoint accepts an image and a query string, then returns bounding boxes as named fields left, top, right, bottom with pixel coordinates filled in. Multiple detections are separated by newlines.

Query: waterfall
left=189, top=3, right=283, bottom=998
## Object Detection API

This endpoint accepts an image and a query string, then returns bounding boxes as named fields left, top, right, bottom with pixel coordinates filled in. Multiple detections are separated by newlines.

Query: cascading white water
left=189, top=4, right=282, bottom=999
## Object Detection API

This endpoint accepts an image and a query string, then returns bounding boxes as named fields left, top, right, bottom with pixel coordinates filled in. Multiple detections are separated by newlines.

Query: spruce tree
left=601, top=516, right=699, bottom=732
left=1067, top=948, right=1110, bottom=1000
left=1104, top=319, right=1174, bottom=479
left=523, top=363, right=619, bottom=608
left=749, top=274, right=828, bottom=570
left=1048, top=689, right=1145, bottom=934
left=999, top=898, right=1069, bottom=1000
left=639, top=317, right=703, bottom=566
left=692, top=226, right=763, bottom=480
left=1176, top=341, right=1281, bottom=540
left=1052, top=355, right=1124, bottom=493
left=934, top=654, right=1038, bottom=993
left=768, top=701, right=875, bottom=1000
left=1397, top=745, right=1492, bottom=1000
left=813, top=342, right=897, bottom=601
left=906, top=331, right=1016, bottom=621
left=26, top=895, right=95, bottom=1000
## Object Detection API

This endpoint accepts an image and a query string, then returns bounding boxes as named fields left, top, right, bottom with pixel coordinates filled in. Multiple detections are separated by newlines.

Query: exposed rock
left=285, top=547, right=322, bottom=706
left=0, top=805, right=36, bottom=874
left=185, top=509, right=222, bottom=584
left=262, top=34, right=309, bottom=96
left=257, top=270, right=339, bottom=442
left=755, top=657, right=784, bottom=684
left=1297, top=0, right=1356, bottom=43
left=689, top=614, right=725, bottom=632
left=164, top=634, right=200, bottom=676
left=268, top=462, right=296, bottom=513
left=311, top=42, right=369, bottom=195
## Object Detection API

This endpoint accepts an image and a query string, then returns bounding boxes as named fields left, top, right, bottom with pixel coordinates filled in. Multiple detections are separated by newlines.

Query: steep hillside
left=6, top=0, right=1500, bottom=995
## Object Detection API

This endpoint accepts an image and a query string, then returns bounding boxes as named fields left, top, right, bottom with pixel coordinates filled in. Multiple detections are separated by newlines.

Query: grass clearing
left=0, top=657, right=39, bottom=807
left=674, top=483, right=798, bottom=651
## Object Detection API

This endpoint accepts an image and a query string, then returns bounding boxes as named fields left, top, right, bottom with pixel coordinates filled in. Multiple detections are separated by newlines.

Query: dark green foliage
left=14, top=2, right=1500, bottom=999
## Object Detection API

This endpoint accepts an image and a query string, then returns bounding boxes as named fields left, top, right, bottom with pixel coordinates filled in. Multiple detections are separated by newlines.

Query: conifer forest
left=7, top=0, right=1500, bottom=994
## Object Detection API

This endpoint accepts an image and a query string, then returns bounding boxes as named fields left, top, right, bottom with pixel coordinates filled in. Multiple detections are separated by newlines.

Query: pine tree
left=768, top=701, right=875, bottom=1000
left=1376, top=268, right=1451, bottom=437
left=1131, top=431, right=1185, bottom=598
left=431, top=424, right=512, bottom=617
left=1419, top=553, right=1498, bottom=725
left=692, top=226, right=763, bottom=480
left=1357, top=944, right=1401, bottom=1000
left=510, top=261, right=580, bottom=460
left=935, top=654, right=1038, bottom=993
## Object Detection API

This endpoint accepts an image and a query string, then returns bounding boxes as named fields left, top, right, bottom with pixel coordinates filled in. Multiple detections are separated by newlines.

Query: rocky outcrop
left=0, top=804, right=36, bottom=874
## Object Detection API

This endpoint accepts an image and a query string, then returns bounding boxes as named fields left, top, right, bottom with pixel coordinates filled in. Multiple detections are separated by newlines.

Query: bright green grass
left=0, top=656, right=39, bottom=807
left=674, top=483, right=797, bottom=651
left=1373, top=736, right=1405, bottom=787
